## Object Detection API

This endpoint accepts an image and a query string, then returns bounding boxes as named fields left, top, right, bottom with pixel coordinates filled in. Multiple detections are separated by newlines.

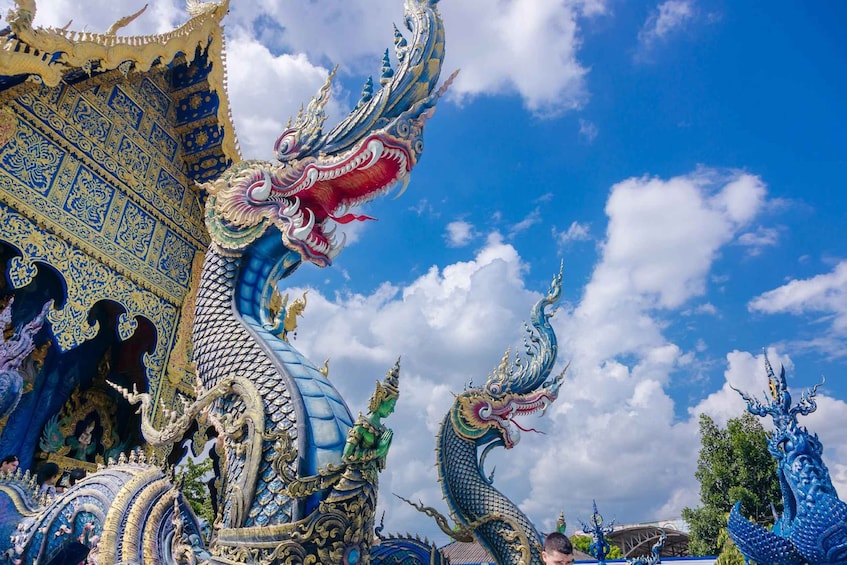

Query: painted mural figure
left=65, top=416, right=100, bottom=462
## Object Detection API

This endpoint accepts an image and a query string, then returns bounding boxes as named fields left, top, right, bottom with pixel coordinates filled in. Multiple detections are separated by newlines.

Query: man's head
left=0, top=454, right=18, bottom=474
left=542, top=532, right=574, bottom=565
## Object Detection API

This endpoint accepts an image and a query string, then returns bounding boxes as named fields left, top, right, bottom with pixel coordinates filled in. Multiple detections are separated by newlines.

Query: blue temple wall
left=0, top=63, right=213, bottom=471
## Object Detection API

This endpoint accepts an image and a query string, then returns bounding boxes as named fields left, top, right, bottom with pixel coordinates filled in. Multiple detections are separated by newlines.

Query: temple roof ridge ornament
left=1, top=0, right=240, bottom=161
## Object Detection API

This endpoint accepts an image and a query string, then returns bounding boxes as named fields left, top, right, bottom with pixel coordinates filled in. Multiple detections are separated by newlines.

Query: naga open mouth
left=247, top=134, right=414, bottom=266
left=469, top=386, right=559, bottom=449
left=225, top=132, right=414, bottom=267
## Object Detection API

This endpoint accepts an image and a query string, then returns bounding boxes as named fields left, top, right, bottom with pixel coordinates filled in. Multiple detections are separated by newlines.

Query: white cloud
left=225, top=31, right=341, bottom=159
left=509, top=208, right=543, bottom=236
left=554, top=221, right=592, bottom=247
left=440, top=0, right=601, bottom=116
left=737, top=226, right=780, bottom=256
left=749, top=260, right=847, bottom=338
left=599, top=170, right=766, bottom=310
left=579, top=118, right=599, bottom=142
left=636, top=0, right=696, bottom=59
left=226, top=0, right=607, bottom=119
left=445, top=220, right=476, bottom=248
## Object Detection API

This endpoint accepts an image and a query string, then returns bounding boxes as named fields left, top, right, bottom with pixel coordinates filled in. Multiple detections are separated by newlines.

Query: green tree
left=682, top=412, right=781, bottom=556
left=177, top=456, right=215, bottom=526
left=569, top=535, right=622, bottom=559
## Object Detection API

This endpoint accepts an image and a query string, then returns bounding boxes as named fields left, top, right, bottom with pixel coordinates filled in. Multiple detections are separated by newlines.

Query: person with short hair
left=36, top=462, right=60, bottom=498
left=542, top=531, right=575, bottom=565
left=68, top=467, right=86, bottom=486
left=0, top=454, right=19, bottom=474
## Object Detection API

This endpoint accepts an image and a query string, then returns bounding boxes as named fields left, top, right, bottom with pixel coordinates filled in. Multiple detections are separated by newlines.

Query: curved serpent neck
left=192, top=245, right=302, bottom=527
left=438, top=414, right=544, bottom=565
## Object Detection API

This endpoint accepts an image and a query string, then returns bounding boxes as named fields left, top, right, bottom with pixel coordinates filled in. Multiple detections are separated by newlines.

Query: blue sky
left=6, top=0, right=847, bottom=543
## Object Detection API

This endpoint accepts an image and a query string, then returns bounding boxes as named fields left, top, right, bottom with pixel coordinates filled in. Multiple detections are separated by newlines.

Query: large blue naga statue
left=0, top=0, right=448, bottom=563
left=728, top=357, right=847, bottom=564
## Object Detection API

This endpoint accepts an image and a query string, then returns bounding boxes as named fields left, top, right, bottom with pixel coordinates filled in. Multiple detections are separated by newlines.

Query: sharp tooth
left=303, top=168, right=318, bottom=188
left=392, top=173, right=411, bottom=200
left=251, top=170, right=272, bottom=201
left=360, top=139, right=384, bottom=170
left=324, top=222, right=337, bottom=239
left=292, top=209, right=315, bottom=239
left=327, top=232, right=346, bottom=260
left=283, top=197, right=300, bottom=216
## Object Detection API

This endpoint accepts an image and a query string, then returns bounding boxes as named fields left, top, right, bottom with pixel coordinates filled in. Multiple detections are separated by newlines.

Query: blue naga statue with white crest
left=728, top=356, right=847, bottom=565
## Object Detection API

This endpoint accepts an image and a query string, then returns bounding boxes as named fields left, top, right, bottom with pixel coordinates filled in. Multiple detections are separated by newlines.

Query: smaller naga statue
left=627, top=530, right=665, bottom=565
left=728, top=355, right=847, bottom=565
left=580, top=500, right=615, bottom=565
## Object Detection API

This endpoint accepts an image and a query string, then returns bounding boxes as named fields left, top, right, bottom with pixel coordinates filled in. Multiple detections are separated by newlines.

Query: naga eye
left=275, top=131, right=298, bottom=159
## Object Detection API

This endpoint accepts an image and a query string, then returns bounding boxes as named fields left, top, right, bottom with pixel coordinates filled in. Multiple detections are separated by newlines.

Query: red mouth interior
left=296, top=148, right=408, bottom=226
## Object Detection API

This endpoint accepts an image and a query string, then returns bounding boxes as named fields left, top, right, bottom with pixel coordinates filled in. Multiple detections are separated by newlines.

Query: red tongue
left=331, top=213, right=377, bottom=224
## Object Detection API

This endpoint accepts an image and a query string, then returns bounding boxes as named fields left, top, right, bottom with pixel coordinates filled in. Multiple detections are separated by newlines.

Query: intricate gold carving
left=0, top=85, right=209, bottom=304
left=268, top=288, right=309, bottom=341
left=0, top=106, right=18, bottom=147
left=1, top=0, right=240, bottom=162
left=167, top=251, right=204, bottom=391
left=116, top=374, right=266, bottom=529
left=0, top=205, right=178, bottom=408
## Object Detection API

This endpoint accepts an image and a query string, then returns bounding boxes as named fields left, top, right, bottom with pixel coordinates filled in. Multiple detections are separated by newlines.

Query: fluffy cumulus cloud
left=438, top=0, right=601, bottom=115
left=228, top=0, right=606, bottom=117
left=224, top=31, right=339, bottom=159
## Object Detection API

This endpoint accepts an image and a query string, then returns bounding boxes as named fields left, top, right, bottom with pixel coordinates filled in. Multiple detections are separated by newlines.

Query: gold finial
left=106, top=4, right=148, bottom=36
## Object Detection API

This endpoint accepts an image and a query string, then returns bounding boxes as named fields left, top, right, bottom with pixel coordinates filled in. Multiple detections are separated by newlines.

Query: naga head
left=203, top=0, right=450, bottom=266
left=450, top=268, right=565, bottom=449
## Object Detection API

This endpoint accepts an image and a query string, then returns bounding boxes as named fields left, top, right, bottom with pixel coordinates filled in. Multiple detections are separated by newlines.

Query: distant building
left=606, top=519, right=690, bottom=558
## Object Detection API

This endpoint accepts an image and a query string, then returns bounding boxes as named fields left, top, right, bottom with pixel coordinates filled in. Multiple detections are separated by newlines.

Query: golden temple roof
left=0, top=0, right=241, bottom=164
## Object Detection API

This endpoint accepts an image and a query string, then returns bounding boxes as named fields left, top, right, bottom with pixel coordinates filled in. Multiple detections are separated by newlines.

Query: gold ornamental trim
left=1, top=0, right=240, bottom=162
left=0, top=204, right=178, bottom=406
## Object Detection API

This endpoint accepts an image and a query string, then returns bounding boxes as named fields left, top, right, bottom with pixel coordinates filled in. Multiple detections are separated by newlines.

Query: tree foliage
left=569, top=535, right=623, bottom=559
left=682, top=412, right=781, bottom=556
left=177, top=456, right=215, bottom=526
